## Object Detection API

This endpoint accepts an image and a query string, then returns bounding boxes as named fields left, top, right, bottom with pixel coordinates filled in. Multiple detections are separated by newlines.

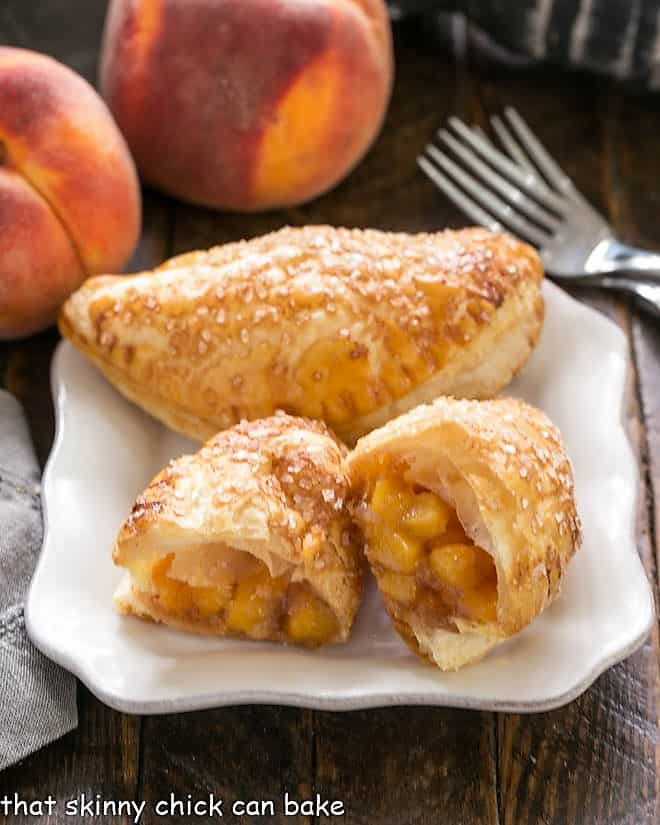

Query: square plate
left=26, top=282, right=655, bottom=713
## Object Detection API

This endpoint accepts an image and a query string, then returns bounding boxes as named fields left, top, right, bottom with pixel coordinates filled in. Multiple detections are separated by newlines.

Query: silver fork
left=418, top=107, right=660, bottom=319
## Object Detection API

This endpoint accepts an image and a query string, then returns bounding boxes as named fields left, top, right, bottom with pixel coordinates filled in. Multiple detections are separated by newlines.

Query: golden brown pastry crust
left=346, top=396, right=581, bottom=669
left=59, top=225, right=544, bottom=444
left=113, top=413, right=364, bottom=644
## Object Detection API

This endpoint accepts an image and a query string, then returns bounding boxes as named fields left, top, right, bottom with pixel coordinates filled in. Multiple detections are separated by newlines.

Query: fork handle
left=599, top=276, right=660, bottom=320
left=587, top=239, right=660, bottom=281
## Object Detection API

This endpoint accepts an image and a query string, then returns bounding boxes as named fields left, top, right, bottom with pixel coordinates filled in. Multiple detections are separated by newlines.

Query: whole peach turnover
left=0, top=48, right=141, bottom=339
left=99, top=0, right=394, bottom=210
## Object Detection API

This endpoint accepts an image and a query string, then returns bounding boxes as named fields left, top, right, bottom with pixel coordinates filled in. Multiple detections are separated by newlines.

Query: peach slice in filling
left=365, top=476, right=497, bottom=627
left=128, top=549, right=339, bottom=646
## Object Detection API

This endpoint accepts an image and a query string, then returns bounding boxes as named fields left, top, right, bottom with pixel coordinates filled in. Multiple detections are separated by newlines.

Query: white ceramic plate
left=27, top=282, right=655, bottom=714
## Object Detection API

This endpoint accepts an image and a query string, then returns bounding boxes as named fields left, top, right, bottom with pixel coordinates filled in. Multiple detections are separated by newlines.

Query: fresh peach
left=0, top=47, right=141, bottom=339
left=100, top=0, right=393, bottom=210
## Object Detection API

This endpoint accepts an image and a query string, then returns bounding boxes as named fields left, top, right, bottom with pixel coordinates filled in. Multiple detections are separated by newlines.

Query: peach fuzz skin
left=100, top=0, right=393, bottom=210
left=0, top=47, right=141, bottom=339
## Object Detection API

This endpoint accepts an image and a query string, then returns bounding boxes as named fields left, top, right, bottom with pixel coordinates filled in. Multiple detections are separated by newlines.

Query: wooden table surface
left=1, top=4, right=659, bottom=824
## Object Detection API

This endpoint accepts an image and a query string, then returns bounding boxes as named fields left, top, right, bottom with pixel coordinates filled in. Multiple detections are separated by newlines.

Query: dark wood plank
left=138, top=707, right=313, bottom=825
left=601, top=88, right=660, bottom=824
left=313, top=708, right=498, bottom=825
left=0, top=0, right=109, bottom=83
left=472, top=53, right=660, bottom=825
left=605, top=88, right=660, bottom=581
left=128, top=189, right=175, bottom=275
left=0, top=0, right=114, bottom=461
left=2, top=327, right=59, bottom=468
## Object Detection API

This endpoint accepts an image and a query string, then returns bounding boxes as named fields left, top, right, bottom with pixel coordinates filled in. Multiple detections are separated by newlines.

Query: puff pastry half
left=346, top=397, right=581, bottom=669
left=60, top=225, right=543, bottom=444
left=113, top=413, right=364, bottom=646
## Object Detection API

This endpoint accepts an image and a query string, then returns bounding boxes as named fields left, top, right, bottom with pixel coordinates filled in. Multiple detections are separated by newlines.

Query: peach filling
left=366, top=477, right=497, bottom=626
left=130, top=551, right=338, bottom=646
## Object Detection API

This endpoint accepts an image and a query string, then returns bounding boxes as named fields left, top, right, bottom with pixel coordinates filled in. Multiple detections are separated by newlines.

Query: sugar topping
left=75, top=226, right=542, bottom=436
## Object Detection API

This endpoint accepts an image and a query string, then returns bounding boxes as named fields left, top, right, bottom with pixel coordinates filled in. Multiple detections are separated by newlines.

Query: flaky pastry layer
left=113, top=413, right=364, bottom=645
left=59, top=225, right=544, bottom=444
left=346, top=396, right=581, bottom=669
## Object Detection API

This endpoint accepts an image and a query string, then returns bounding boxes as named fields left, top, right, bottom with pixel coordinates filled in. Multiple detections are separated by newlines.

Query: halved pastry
left=113, top=413, right=364, bottom=646
left=59, top=225, right=543, bottom=445
left=346, top=397, right=581, bottom=670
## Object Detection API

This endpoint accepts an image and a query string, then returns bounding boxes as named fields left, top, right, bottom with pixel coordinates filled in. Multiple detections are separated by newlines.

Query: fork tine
left=423, top=146, right=551, bottom=246
left=435, top=132, right=559, bottom=233
left=504, top=108, right=583, bottom=203
left=491, top=115, right=537, bottom=175
left=471, top=125, right=505, bottom=156
left=446, top=117, right=567, bottom=215
left=472, top=125, right=490, bottom=142
left=417, top=155, right=504, bottom=233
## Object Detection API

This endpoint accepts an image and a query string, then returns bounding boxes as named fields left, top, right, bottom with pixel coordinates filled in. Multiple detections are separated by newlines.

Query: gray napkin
left=0, top=390, right=77, bottom=771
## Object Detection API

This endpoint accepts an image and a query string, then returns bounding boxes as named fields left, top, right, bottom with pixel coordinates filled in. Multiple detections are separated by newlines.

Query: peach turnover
left=113, top=414, right=363, bottom=646
left=347, top=397, right=581, bottom=670
left=59, top=225, right=544, bottom=445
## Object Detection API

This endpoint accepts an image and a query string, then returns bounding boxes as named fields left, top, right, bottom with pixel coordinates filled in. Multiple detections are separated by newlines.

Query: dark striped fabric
left=389, top=0, right=660, bottom=89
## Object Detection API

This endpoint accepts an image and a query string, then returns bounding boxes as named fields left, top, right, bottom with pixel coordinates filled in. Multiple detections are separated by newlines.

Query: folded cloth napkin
left=0, top=390, right=77, bottom=771
left=390, top=1, right=660, bottom=90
